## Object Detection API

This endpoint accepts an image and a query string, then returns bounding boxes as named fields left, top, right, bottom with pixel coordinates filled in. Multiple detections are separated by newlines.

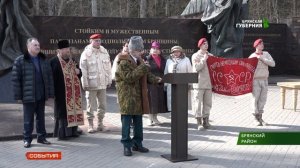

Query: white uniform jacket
left=249, top=51, right=275, bottom=80
left=80, top=44, right=112, bottom=90
left=191, top=50, right=212, bottom=89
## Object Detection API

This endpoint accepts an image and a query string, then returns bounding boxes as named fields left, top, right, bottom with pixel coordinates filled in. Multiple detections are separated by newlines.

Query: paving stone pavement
left=1, top=82, right=300, bottom=168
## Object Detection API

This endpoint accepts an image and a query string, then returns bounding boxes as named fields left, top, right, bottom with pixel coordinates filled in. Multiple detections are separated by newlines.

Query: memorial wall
left=30, top=17, right=289, bottom=75
left=0, top=17, right=293, bottom=102
left=30, top=16, right=207, bottom=62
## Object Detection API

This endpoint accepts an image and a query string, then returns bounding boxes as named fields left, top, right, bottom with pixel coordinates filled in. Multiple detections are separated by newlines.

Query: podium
left=161, top=73, right=198, bottom=162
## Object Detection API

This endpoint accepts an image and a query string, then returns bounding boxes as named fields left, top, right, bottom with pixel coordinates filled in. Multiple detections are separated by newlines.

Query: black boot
left=253, top=113, right=260, bottom=122
left=253, top=113, right=263, bottom=126
left=124, top=147, right=132, bottom=156
left=207, top=116, right=212, bottom=127
left=253, top=113, right=262, bottom=126
left=132, top=146, right=149, bottom=153
left=196, top=117, right=202, bottom=130
left=259, top=114, right=268, bottom=126
left=202, top=117, right=210, bottom=129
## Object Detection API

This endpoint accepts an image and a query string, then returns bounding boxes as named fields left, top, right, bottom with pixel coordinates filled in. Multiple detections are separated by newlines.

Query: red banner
left=207, top=56, right=258, bottom=96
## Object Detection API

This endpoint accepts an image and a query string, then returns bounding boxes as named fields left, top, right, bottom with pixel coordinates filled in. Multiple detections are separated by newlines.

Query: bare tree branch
left=57, top=0, right=64, bottom=16
left=165, top=0, right=169, bottom=16
left=140, top=0, right=147, bottom=18
left=91, top=0, right=98, bottom=16
left=47, top=0, right=55, bottom=16
left=34, top=0, right=40, bottom=15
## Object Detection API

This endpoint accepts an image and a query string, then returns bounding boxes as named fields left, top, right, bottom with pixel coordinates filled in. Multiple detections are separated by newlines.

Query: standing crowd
left=12, top=34, right=275, bottom=156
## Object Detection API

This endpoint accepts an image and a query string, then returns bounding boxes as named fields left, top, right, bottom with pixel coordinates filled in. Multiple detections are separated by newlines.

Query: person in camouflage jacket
left=115, top=36, right=161, bottom=156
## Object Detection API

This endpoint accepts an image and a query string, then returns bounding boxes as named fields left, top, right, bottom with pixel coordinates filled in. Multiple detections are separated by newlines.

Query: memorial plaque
left=30, top=16, right=207, bottom=61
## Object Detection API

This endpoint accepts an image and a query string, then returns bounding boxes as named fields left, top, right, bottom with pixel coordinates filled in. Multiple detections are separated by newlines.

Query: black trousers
left=23, top=100, right=47, bottom=143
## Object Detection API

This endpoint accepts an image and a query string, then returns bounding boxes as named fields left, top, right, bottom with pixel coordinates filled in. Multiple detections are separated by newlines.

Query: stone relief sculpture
left=0, top=0, right=36, bottom=73
left=182, top=0, right=249, bottom=58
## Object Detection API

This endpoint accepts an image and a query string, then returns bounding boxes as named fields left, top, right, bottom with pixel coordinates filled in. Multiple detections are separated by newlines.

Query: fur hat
left=253, top=38, right=263, bottom=48
left=128, top=36, right=144, bottom=51
left=57, top=40, right=70, bottom=49
left=198, top=38, right=207, bottom=48
left=171, top=46, right=183, bottom=53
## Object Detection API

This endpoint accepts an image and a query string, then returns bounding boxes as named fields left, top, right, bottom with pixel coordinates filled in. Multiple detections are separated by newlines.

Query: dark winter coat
left=145, top=54, right=168, bottom=114
left=12, top=52, right=54, bottom=103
